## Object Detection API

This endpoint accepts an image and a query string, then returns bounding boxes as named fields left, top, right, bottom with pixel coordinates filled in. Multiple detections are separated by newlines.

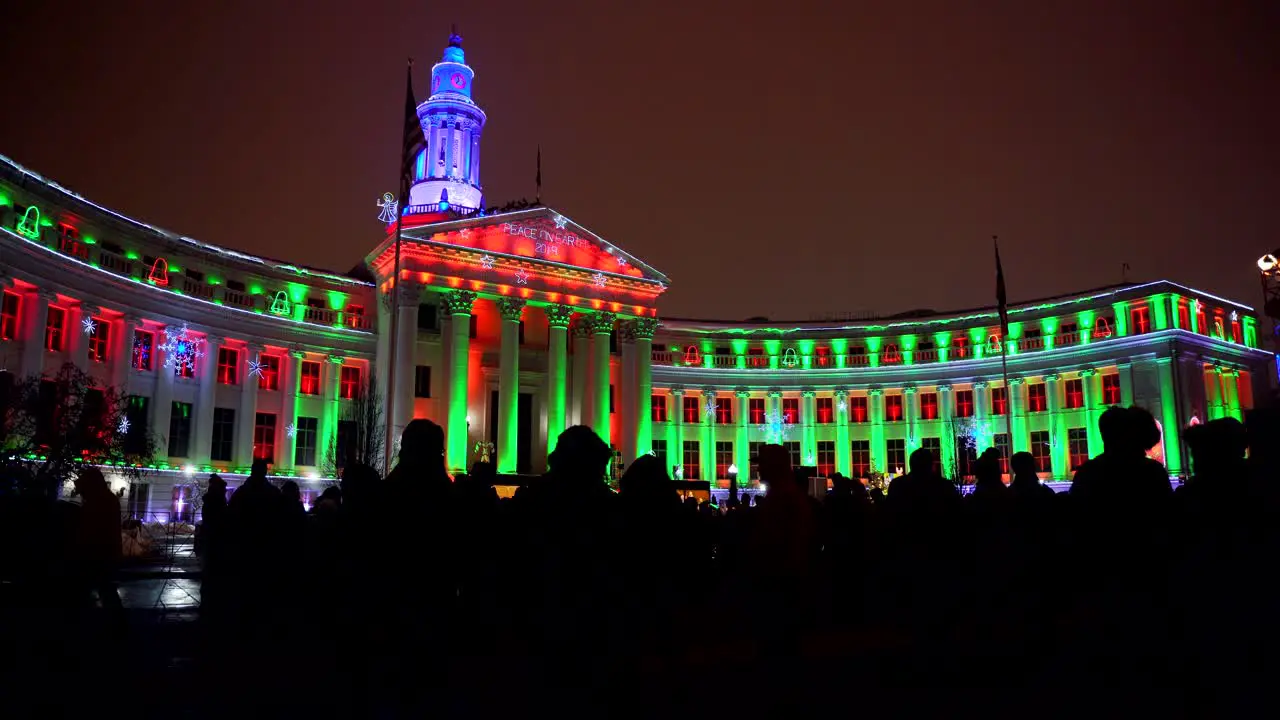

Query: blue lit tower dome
left=408, top=32, right=487, bottom=213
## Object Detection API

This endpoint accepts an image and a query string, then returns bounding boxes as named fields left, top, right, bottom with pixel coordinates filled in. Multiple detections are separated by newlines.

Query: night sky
left=3, top=1, right=1278, bottom=321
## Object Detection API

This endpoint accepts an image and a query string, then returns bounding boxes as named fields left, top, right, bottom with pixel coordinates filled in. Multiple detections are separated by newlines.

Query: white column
left=497, top=298, right=525, bottom=474
left=391, top=284, right=420, bottom=442
left=20, top=288, right=53, bottom=378
left=570, top=319, right=591, bottom=427
left=632, top=317, right=658, bottom=461
left=545, top=305, right=573, bottom=454
left=470, top=131, right=482, bottom=187
left=321, top=355, right=343, bottom=468
left=589, top=312, right=615, bottom=444
left=236, top=343, right=262, bottom=470
left=278, top=347, right=302, bottom=471
left=113, top=314, right=141, bottom=391
left=444, top=123, right=455, bottom=180
left=152, top=325, right=175, bottom=458
left=1118, top=360, right=1134, bottom=406
left=618, top=324, right=637, bottom=465
left=193, top=335, right=221, bottom=464
left=443, top=290, right=477, bottom=473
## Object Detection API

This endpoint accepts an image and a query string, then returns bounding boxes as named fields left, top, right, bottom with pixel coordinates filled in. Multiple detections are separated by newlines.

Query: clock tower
left=409, top=31, right=487, bottom=212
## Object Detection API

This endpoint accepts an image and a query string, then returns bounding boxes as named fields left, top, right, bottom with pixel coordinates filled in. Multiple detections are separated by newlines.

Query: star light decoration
left=514, top=269, right=530, bottom=285
left=159, top=324, right=205, bottom=375
left=760, top=408, right=795, bottom=445
left=553, top=214, right=567, bottom=229
left=837, top=398, right=848, bottom=413
left=286, top=423, right=297, bottom=438
left=376, top=192, right=398, bottom=224
left=591, top=272, right=607, bottom=288
left=81, top=316, right=97, bottom=335
left=117, top=417, right=130, bottom=435
left=480, top=254, right=495, bottom=270
left=459, top=227, right=471, bottom=238
left=247, top=358, right=265, bottom=379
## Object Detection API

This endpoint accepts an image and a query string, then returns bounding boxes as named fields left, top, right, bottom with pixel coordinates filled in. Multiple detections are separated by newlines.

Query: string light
left=760, top=408, right=794, bottom=444
left=480, top=254, right=495, bottom=270
left=553, top=214, right=567, bottom=229
left=591, top=272, right=606, bottom=288
left=514, top=269, right=530, bottom=285
left=704, top=399, right=716, bottom=418
left=158, top=324, right=204, bottom=374
left=377, top=192, right=398, bottom=224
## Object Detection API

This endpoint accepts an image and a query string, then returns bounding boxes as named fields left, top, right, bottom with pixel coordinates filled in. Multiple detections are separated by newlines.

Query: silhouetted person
left=1070, top=406, right=1172, bottom=509
left=969, top=448, right=1011, bottom=506
left=888, top=448, right=959, bottom=512
left=1008, top=451, right=1054, bottom=502
left=197, top=474, right=229, bottom=622
left=72, top=467, right=122, bottom=610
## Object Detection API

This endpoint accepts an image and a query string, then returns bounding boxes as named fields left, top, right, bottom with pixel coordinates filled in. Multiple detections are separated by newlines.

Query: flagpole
left=385, top=193, right=404, bottom=476
left=994, top=235, right=1014, bottom=468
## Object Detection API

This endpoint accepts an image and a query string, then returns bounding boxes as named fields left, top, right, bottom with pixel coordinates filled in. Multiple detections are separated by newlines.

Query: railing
left=181, top=277, right=216, bottom=301
left=915, top=348, right=939, bottom=364
left=98, top=250, right=132, bottom=275
left=58, top=237, right=90, bottom=260
left=846, top=353, right=870, bottom=367
left=1018, top=336, right=1045, bottom=352
left=1056, top=331, right=1080, bottom=347
left=709, top=354, right=737, bottom=368
left=344, top=313, right=372, bottom=331
left=813, top=354, right=836, bottom=368
left=222, top=289, right=255, bottom=309
left=304, top=305, right=337, bottom=324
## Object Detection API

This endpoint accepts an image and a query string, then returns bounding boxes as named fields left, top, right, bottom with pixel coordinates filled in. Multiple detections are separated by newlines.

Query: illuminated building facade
left=0, top=32, right=1270, bottom=520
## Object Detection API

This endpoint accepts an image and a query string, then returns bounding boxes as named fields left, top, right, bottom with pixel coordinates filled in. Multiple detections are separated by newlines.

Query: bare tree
left=320, top=368, right=386, bottom=478
left=1, top=362, right=159, bottom=499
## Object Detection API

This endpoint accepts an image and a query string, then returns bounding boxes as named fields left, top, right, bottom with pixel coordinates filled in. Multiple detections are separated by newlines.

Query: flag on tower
left=994, top=235, right=1009, bottom=336
left=400, top=60, right=425, bottom=202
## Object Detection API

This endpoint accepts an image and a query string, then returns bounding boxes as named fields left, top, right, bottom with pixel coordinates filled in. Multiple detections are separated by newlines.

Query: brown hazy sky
left=3, top=1, right=1278, bottom=321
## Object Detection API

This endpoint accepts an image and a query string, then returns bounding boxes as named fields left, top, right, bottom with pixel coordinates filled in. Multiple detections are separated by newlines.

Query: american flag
left=400, top=60, right=426, bottom=202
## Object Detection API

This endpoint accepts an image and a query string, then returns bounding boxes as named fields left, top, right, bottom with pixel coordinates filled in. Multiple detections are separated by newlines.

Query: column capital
left=767, top=387, right=783, bottom=398
left=630, top=316, right=659, bottom=339
left=903, top=385, right=918, bottom=395
left=617, top=321, right=637, bottom=343
left=1115, top=357, right=1132, bottom=370
left=1078, top=367, right=1097, bottom=378
left=1007, top=377, right=1025, bottom=386
left=1044, top=373, right=1061, bottom=382
left=701, top=385, right=718, bottom=397
left=246, top=342, right=266, bottom=354
left=587, top=311, right=616, bottom=335
left=868, top=387, right=884, bottom=397
left=497, top=297, right=526, bottom=322
left=288, top=345, right=306, bottom=360
left=735, top=387, right=751, bottom=398
left=801, top=388, right=816, bottom=398
left=394, top=281, right=426, bottom=307
left=545, top=303, right=574, bottom=328
left=937, top=383, right=953, bottom=392
left=206, top=334, right=227, bottom=347
left=326, top=354, right=345, bottom=365
left=670, top=385, right=686, bottom=397
left=972, top=380, right=988, bottom=390
left=571, top=317, right=594, bottom=338
left=441, top=289, right=477, bottom=315
left=833, top=387, right=848, bottom=396
left=122, top=313, right=144, bottom=326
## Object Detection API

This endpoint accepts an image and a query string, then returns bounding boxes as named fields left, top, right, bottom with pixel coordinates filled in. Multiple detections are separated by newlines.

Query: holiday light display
left=286, top=423, right=297, bottom=438
left=247, top=358, right=264, bottom=379
left=270, top=291, right=291, bottom=316
left=117, top=417, right=130, bottom=435
left=82, top=316, right=97, bottom=335
left=514, top=269, right=529, bottom=285
left=148, top=257, right=169, bottom=286
left=158, top=324, right=204, bottom=374
left=761, top=408, right=794, bottom=445
left=480, top=254, right=495, bottom=270
left=16, top=206, right=41, bottom=239
left=377, top=192, right=398, bottom=224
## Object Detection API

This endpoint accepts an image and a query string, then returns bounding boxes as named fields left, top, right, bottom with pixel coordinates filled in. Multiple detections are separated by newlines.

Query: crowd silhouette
left=6, top=405, right=1280, bottom=716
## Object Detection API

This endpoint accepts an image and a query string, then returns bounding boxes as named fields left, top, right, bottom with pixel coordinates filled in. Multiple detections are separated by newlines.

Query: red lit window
left=44, top=306, right=66, bottom=351
left=816, top=441, right=835, bottom=478
left=881, top=344, right=901, bottom=364
left=955, top=390, right=974, bottom=418
left=1212, top=317, right=1225, bottom=339
left=816, top=397, right=834, bottom=424
left=258, top=355, right=280, bottom=390
left=87, top=316, right=108, bottom=363
left=1178, top=303, right=1190, bottom=330
left=1195, top=305, right=1207, bottom=334
left=715, top=441, right=734, bottom=480
left=1130, top=306, right=1150, bottom=334
left=749, top=398, right=765, bottom=424
left=650, top=394, right=668, bottom=422
left=1065, top=379, right=1084, bottom=409
left=253, top=412, right=276, bottom=463
left=1, top=291, right=19, bottom=340
left=991, top=386, right=1008, bottom=416
left=682, top=440, right=699, bottom=480
left=299, top=361, right=321, bottom=395
left=851, top=440, right=871, bottom=479
left=345, top=304, right=365, bottom=329
left=885, top=394, right=903, bottom=422
left=132, top=330, right=154, bottom=371
left=1028, top=383, right=1047, bottom=413
left=1102, top=373, right=1122, bottom=405
left=1068, top=427, right=1089, bottom=469
left=340, top=366, right=361, bottom=399
left=850, top=396, right=868, bottom=423
left=952, top=336, right=970, bottom=359
left=217, top=347, right=238, bottom=385
left=920, top=392, right=938, bottom=420
left=683, top=395, right=701, bottom=423
left=1030, top=431, right=1052, bottom=473
left=746, top=347, right=767, bottom=368
left=57, top=224, right=89, bottom=260
left=782, top=398, right=800, bottom=423
left=714, top=397, right=733, bottom=424
left=814, top=346, right=833, bottom=368
left=175, top=356, right=195, bottom=379
left=1231, top=320, right=1242, bottom=343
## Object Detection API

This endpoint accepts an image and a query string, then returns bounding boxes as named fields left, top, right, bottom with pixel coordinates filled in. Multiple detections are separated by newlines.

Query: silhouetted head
left=280, top=480, right=301, bottom=504
left=207, top=474, right=226, bottom=493
left=399, top=419, right=445, bottom=466
left=1245, top=407, right=1280, bottom=465
left=620, top=453, right=671, bottom=496
left=1010, top=451, right=1036, bottom=478
left=1127, top=406, right=1161, bottom=452
left=753, top=444, right=791, bottom=487
left=250, top=458, right=269, bottom=480
left=1186, top=416, right=1247, bottom=479
left=548, top=425, right=612, bottom=483
left=1098, top=406, right=1129, bottom=452
left=74, top=466, right=110, bottom=499
left=909, top=448, right=934, bottom=475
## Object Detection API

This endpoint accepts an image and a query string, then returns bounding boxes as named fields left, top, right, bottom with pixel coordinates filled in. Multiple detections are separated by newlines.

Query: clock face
left=450, top=72, right=466, bottom=89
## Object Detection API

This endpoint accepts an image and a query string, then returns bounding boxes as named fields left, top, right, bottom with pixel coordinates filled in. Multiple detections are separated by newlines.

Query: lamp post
left=1258, top=253, right=1280, bottom=382
left=727, top=462, right=739, bottom=507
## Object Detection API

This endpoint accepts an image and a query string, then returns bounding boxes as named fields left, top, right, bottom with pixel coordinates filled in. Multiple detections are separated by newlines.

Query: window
left=134, top=330, right=155, bottom=371
left=45, top=305, right=66, bottom=351
left=850, top=396, right=868, bottom=423
left=217, top=347, right=238, bottom=385
left=1030, top=430, right=1051, bottom=473
left=848, top=346, right=867, bottom=365
left=335, top=419, right=357, bottom=469
left=650, top=394, right=668, bottom=422
left=952, top=336, right=971, bottom=359
left=885, top=394, right=903, bottom=422
left=1177, top=303, right=1191, bottom=330
left=1058, top=322, right=1079, bottom=343
left=1, top=291, right=19, bottom=340
left=921, top=437, right=941, bottom=474
left=184, top=268, right=205, bottom=282
left=174, top=351, right=195, bottom=379
left=126, top=483, right=149, bottom=519
left=211, top=408, right=235, bottom=462
left=124, top=396, right=149, bottom=455
left=746, top=347, right=767, bottom=368
left=955, top=438, right=978, bottom=478
left=417, top=303, right=439, bottom=331
left=816, top=441, right=835, bottom=478
left=1028, top=383, right=1047, bottom=413
left=254, top=413, right=277, bottom=463
left=991, top=386, right=1008, bottom=415
left=299, top=361, right=321, bottom=395
left=1102, top=373, right=1122, bottom=405
left=1130, top=306, right=1150, bottom=334
left=920, top=392, right=939, bottom=420
left=168, top=402, right=193, bottom=457
left=1022, top=327, right=1044, bottom=351
left=1068, top=427, right=1089, bottom=470
left=1195, top=305, right=1207, bottom=334
left=87, top=316, right=108, bottom=363
left=955, top=390, right=974, bottom=418
left=782, top=398, right=800, bottom=424
left=1231, top=319, right=1242, bottom=344
left=1064, top=378, right=1084, bottom=409
left=258, top=355, right=280, bottom=390
left=414, top=366, right=431, bottom=398
left=683, top=396, right=701, bottom=423
left=816, top=397, right=834, bottom=424
left=814, top=346, right=833, bottom=368
left=993, top=433, right=1010, bottom=474
left=714, top=397, right=733, bottom=424
left=172, top=486, right=194, bottom=524
left=345, top=304, right=365, bottom=329
left=784, top=441, right=802, bottom=469
left=226, top=279, right=246, bottom=292
left=748, top=441, right=763, bottom=480
left=715, top=441, right=734, bottom=479
left=851, top=440, right=871, bottom=479
left=749, top=398, right=766, bottom=424
left=651, top=439, right=667, bottom=473
left=340, top=366, right=361, bottom=399
left=886, top=439, right=906, bottom=474
left=294, top=417, right=318, bottom=467
left=681, top=440, right=700, bottom=480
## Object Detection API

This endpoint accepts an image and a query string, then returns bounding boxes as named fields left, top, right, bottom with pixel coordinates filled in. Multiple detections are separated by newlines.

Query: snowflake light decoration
left=480, top=254, right=495, bottom=270
left=617, top=257, right=628, bottom=267
left=1230, top=310, right=1239, bottom=322
left=837, top=398, right=848, bottom=413
left=377, top=192, right=398, bottom=224
left=82, top=316, right=97, bottom=335
left=514, top=269, right=530, bottom=285
left=247, top=359, right=265, bottom=379
left=159, top=324, right=205, bottom=375
left=286, top=423, right=297, bottom=438
left=117, top=417, right=130, bottom=435
left=459, top=227, right=471, bottom=238
left=760, top=408, right=794, bottom=444
left=591, top=272, right=607, bottom=288
left=704, top=399, right=716, bottom=418
left=553, top=214, right=567, bottom=229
